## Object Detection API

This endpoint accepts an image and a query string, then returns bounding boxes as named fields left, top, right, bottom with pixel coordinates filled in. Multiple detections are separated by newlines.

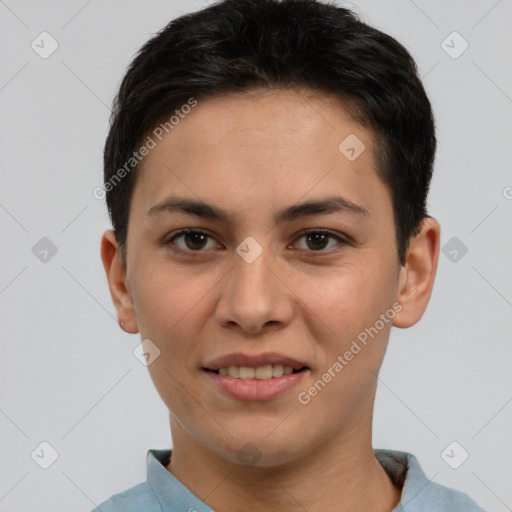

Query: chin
left=212, top=428, right=311, bottom=469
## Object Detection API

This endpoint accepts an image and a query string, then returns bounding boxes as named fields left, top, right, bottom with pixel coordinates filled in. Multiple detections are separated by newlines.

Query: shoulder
left=90, top=482, right=161, bottom=512
left=414, top=479, right=486, bottom=512
left=375, top=449, right=486, bottom=512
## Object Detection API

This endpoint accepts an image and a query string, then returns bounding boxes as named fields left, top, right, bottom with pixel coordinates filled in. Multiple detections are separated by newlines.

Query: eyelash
left=163, top=228, right=349, bottom=256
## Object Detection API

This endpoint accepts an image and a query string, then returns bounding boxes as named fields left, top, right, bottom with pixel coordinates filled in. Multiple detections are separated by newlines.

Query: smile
left=210, top=364, right=307, bottom=380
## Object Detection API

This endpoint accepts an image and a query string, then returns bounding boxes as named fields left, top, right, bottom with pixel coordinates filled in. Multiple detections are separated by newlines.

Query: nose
left=215, top=243, right=294, bottom=335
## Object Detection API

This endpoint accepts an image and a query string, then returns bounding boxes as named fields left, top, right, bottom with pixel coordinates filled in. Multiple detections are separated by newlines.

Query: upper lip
left=203, top=352, right=308, bottom=371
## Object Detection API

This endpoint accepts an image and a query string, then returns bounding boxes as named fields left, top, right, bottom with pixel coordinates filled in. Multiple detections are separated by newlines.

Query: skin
left=101, top=87, right=440, bottom=512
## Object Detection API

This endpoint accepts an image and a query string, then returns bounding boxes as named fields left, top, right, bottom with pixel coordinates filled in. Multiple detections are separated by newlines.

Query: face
left=102, top=87, right=436, bottom=467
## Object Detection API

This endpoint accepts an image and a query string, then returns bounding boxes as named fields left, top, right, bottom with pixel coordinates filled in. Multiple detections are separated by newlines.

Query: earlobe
left=392, top=217, right=441, bottom=329
left=100, top=229, right=139, bottom=334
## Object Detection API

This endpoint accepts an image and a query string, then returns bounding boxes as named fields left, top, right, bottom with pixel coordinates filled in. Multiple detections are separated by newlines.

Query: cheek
left=132, top=265, right=214, bottom=415
left=298, top=259, right=398, bottom=341
left=129, top=266, right=219, bottom=403
left=295, top=271, right=396, bottom=429
left=131, top=261, right=211, bottom=339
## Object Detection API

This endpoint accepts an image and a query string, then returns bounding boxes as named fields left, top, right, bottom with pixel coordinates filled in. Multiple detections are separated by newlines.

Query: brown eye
left=168, top=230, right=218, bottom=251
left=305, top=232, right=329, bottom=250
left=292, top=230, right=346, bottom=252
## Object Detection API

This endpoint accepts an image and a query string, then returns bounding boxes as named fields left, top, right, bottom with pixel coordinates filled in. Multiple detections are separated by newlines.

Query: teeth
left=216, top=364, right=299, bottom=379
left=239, top=367, right=255, bottom=380
left=255, top=365, right=272, bottom=379
left=227, top=366, right=239, bottom=378
left=272, top=364, right=284, bottom=378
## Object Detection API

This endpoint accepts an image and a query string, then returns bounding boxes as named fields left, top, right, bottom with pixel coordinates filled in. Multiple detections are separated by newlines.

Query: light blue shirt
left=91, top=448, right=486, bottom=511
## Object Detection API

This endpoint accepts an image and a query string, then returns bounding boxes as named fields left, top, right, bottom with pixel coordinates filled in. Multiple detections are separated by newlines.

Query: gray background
left=1, top=0, right=511, bottom=510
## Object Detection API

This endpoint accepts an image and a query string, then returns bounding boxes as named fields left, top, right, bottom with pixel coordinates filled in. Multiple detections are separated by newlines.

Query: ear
left=100, top=229, right=139, bottom=333
left=392, top=217, right=441, bottom=328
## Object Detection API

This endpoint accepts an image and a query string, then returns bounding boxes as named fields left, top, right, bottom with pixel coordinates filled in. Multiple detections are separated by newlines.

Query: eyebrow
left=146, top=195, right=369, bottom=224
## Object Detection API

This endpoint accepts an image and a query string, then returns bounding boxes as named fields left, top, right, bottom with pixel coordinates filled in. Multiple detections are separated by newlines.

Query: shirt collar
left=375, top=449, right=436, bottom=511
left=146, top=448, right=430, bottom=510
left=146, top=449, right=214, bottom=511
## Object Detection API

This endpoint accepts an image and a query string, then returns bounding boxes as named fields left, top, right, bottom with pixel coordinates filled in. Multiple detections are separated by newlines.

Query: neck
left=166, top=417, right=402, bottom=512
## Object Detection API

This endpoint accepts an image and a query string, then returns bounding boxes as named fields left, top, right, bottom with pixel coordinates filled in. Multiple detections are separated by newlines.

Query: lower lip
left=204, top=369, right=309, bottom=401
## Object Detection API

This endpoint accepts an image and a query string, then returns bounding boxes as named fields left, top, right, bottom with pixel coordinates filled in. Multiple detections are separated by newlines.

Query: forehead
left=146, top=87, right=371, bottom=155
left=131, top=87, right=388, bottom=221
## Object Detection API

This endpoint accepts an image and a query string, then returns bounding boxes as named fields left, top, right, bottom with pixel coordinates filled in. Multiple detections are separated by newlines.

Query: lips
left=202, top=352, right=310, bottom=400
